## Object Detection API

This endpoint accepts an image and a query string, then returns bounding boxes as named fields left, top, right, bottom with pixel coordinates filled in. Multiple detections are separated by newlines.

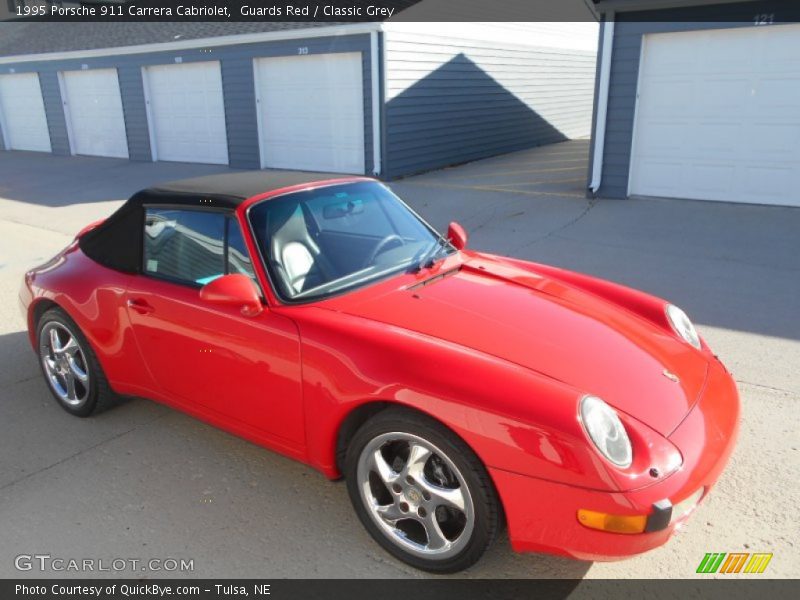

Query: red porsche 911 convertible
left=19, top=172, right=739, bottom=572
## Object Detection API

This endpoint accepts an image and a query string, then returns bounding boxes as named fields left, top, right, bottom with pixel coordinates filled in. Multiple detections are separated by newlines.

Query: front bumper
left=493, top=359, right=740, bottom=561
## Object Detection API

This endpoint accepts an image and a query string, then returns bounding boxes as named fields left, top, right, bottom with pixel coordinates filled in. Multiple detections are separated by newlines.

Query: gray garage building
left=589, top=0, right=800, bottom=207
left=0, top=22, right=597, bottom=179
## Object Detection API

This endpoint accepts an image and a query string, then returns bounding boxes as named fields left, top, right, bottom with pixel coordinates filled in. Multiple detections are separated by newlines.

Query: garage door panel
left=144, top=61, right=228, bottom=165
left=761, top=28, right=800, bottom=69
left=691, top=164, right=736, bottom=194
left=742, top=166, right=795, bottom=202
left=183, top=95, right=205, bottom=112
left=0, top=73, right=51, bottom=153
left=758, top=78, right=800, bottom=108
left=255, top=52, right=365, bottom=174
left=630, top=24, right=800, bottom=206
left=636, top=120, right=689, bottom=154
left=641, top=37, right=696, bottom=73
left=751, top=123, right=800, bottom=155
left=700, top=79, right=750, bottom=111
left=62, top=69, right=128, bottom=158
left=641, top=79, right=693, bottom=115
left=635, top=161, right=683, bottom=193
left=702, top=38, right=753, bottom=72
left=694, top=123, right=741, bottom=154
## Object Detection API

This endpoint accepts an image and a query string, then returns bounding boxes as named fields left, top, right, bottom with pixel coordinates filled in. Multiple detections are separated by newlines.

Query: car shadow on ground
left=0, top=328, right=592, bottom=578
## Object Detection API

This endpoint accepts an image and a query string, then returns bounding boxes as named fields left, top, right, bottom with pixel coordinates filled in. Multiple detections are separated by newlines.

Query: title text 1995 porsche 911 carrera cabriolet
left=19, top=172, right=739, bottom=572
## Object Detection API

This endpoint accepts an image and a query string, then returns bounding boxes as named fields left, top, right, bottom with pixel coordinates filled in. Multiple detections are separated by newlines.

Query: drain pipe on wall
left=370, top=29, right=382, bottom=177
left=589, top=16, right=615, bottom=195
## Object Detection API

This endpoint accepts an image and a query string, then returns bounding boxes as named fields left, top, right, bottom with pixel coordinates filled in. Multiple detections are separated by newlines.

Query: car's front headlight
left=665, top=304, right=701, bottom=349
left=580, top=395, right=632, bottom=468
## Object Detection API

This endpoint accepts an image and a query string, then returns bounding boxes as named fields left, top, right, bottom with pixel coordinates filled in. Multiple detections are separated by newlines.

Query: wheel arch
left=27, top=298, right=63, bottom=348
left=335, top=398, right=507, bottom=542
left=333, top=399, right=498, bottom=499
left=335, top=400, right=393, bottom=476
left=27, top=296, right=125, bottom=397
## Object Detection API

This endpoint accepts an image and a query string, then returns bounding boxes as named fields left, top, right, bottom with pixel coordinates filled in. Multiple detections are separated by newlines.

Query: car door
left=125, top=206, right=305, bottom=445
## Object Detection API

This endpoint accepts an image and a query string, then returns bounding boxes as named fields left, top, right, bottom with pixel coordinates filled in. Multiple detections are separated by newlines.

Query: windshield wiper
left=411, top=234, right=451, bottom=273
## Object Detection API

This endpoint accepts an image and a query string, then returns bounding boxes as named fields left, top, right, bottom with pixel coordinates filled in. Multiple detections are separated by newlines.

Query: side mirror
left=447, top=221, right=468, bottom=251
left=199, top=274, right=263, bottom=317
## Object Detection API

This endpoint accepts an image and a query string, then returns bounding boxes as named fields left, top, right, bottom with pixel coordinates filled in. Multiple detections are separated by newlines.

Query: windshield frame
left=244, top=180, right=454, bottom=305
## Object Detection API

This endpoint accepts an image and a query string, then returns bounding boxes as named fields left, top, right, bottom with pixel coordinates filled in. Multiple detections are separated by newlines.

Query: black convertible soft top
left=144, top=170, right=346, bottom=206
left=79, top=170, right=356, bottom=274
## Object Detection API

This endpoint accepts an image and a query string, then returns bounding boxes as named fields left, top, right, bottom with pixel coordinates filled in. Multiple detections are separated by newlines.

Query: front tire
left=36, top=307, right=116, bottom=417
left=345, top=408, right=501, bottom=573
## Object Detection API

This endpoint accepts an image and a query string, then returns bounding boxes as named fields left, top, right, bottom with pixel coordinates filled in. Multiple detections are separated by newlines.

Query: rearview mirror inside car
left=322, top=198, right=365, bottom=219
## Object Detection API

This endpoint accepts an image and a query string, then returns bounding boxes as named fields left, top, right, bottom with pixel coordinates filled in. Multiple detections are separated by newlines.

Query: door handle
left=127, top=298, right=155, bottom=315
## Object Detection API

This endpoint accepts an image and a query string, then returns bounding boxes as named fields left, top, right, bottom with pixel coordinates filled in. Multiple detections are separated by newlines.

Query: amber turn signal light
left=577, top=509, right=647, bottom=534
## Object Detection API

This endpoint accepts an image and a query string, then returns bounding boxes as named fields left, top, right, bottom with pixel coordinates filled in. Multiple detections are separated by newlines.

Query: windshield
left=247, top=181, right=452, bottom=302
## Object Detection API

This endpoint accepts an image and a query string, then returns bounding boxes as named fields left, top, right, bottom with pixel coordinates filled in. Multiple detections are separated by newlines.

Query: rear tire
left=36, top=307, right=117, bottom=417
left=345, top=407, right=501, bottom=573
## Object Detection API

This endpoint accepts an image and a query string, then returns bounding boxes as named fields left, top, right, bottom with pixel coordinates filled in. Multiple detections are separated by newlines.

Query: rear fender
left=24, top=245, right=151, bottom=394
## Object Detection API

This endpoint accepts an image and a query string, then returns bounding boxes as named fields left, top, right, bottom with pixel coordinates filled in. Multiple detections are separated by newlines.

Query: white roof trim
left=0, top=22, right=383, bottom=65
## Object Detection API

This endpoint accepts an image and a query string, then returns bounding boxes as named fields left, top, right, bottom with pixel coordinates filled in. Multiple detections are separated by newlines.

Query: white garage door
left=629, top=24, right=800, bottom=206
left=255, top=52, right=365, bottom=174
left=143, top=61, right=228, bottom=164
left=0, top=73, right=51, bottom=153
left=61, top=69, right=128, bottom=158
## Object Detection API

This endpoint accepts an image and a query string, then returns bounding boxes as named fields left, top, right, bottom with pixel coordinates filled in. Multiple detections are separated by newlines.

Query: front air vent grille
left=407, top=266, right=461, bottom=291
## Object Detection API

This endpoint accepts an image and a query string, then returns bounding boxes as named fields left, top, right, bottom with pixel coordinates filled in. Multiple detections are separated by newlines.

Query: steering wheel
left=363, top=234, right=405, bottom=267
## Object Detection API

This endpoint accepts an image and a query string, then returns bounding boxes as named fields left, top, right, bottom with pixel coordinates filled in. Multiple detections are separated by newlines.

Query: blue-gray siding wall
left=38, top=71, right=69, bottom=154
left=383, top=31, right=597, bottom=179
left=596, top=1, right=800, bottom=198
left=118, top=65, right=151, bottom=161
left=221, top=56, right=260, bottom=169
left=0, top=33, right=374, bottom=173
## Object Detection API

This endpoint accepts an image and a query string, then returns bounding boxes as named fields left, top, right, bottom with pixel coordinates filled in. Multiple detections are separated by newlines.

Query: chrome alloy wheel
left=39, top=321, right=90, bottom=407
left=357, top=432, right=475, bottom=560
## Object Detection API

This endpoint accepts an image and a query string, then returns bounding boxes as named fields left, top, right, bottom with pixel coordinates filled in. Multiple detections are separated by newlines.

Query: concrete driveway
left=0, top=141, right=798, bottom=579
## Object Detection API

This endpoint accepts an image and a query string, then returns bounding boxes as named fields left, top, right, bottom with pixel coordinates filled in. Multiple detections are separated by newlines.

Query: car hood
left=332, top=255, right=708, bottom=436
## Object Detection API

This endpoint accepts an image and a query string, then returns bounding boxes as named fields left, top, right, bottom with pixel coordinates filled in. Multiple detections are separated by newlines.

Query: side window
left=144, top=208, right=225, bottom=285
left=143, top=208, right=257, bottom=287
